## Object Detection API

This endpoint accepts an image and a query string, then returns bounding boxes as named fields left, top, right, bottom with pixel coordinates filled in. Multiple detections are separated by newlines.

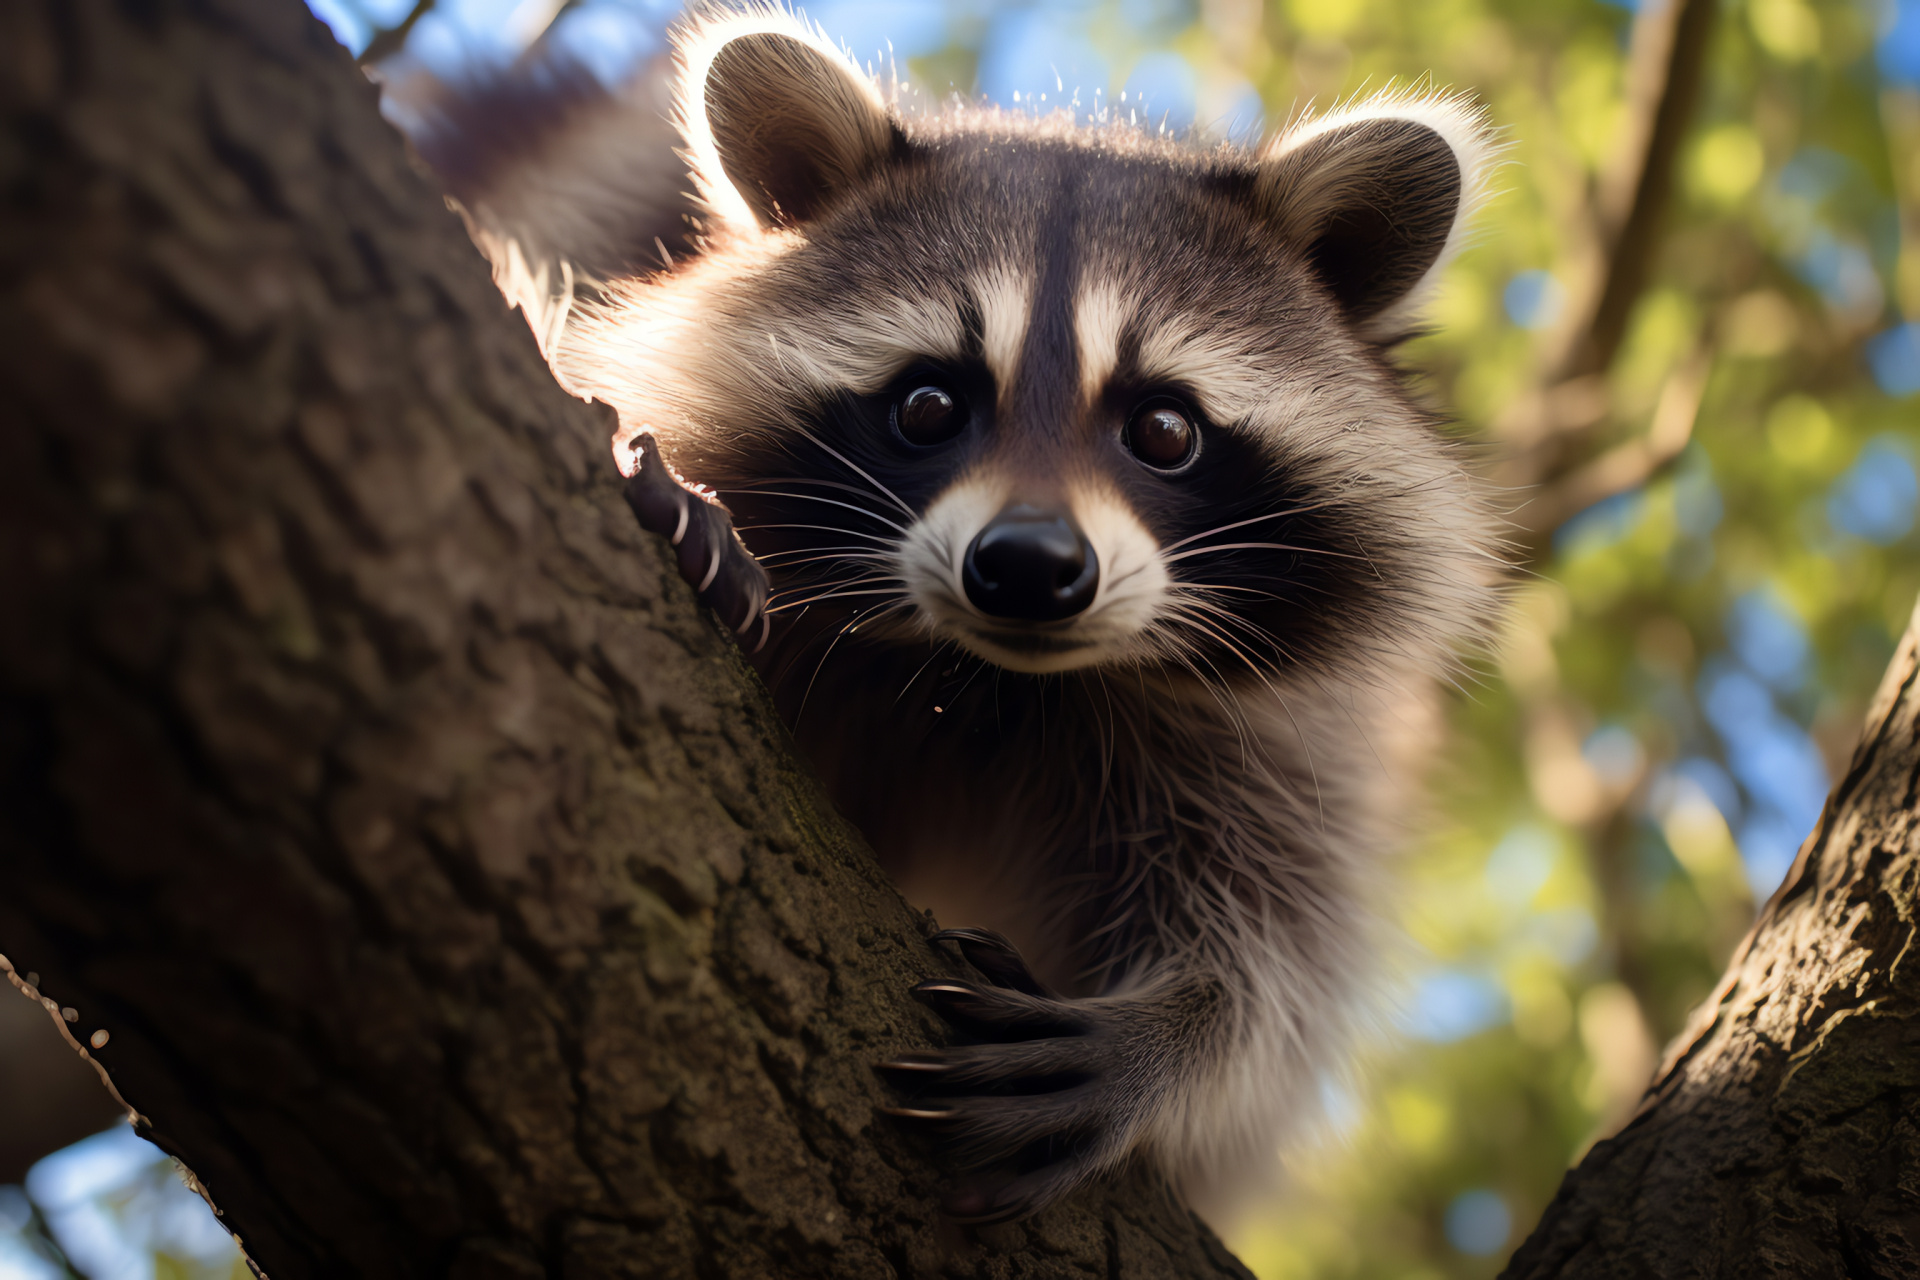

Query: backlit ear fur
left=1256, top=92, right=1498, bottom=340
left=675, top=6, right=899, bottom=233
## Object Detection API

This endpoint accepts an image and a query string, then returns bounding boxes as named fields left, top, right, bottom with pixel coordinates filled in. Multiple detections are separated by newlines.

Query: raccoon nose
left=962, top=505, right=1100, bottom=622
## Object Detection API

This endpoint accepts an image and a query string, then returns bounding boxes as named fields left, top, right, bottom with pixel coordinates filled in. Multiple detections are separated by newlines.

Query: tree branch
left=1884, top=87, right=1920, bottom=320
left=1508, top=341, right=1710, bottom=552
left=359, top=0, right=435, bottom=66
left=1503, top=594, right=1920, bottom=1276
left=1549, top=0, right=1718, bottom=384
left=1494, top=0, right=1719, bottom=552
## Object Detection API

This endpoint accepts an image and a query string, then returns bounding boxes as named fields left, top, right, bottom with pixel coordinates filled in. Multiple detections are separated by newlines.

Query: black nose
left=962, top=505, right=1100, bottom=622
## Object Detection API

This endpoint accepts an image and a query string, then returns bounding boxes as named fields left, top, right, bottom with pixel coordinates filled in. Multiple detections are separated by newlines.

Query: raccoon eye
left=894, top=384, right=966, bottom=446
left=1125, top=403, right=1197, bottom=470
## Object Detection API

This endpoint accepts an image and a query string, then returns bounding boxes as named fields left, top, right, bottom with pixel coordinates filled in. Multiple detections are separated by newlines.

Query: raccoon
left=411, top=5, right=1501, bottom=1226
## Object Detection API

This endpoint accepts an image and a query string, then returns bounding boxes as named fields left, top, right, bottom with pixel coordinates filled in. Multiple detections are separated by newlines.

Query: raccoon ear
left=1255, top=98, right=1494, bottom=334
left=678, top=17, right=900, bottom=232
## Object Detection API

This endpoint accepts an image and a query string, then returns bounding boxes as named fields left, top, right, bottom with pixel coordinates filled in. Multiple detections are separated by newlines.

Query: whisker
left=790, top=427, right=918, bottom=520
left=796, top=598, right=915, bottom=723
left=768, top=588, right=903, bottom=613
left=1171, top=582, right=1289, bottom=604
left=730, top=475, right=909, bottom=512
left=893, top=642, right=953, bottom=708
left=731, top=521, right=896, bottom=545
left=1170, top=594, right=1291, bottom=649
left=766, top=578, right=905, bottom=612
left=1159, top=615, right=1283, bottom=717
left=1163, top=600, right=1291, bottom=677
left=1178, top=572, right=1351, bottom=608
left=712, top=489, right=911, bottom=536
left=1158, top=499, right=1348, bottom=554
left=1162, top=646, right=1257, bottom=768
left=766, top=570, right=897, bottom=600
left=945, top=652, right=991, bottom=711
left=755, top=548, right=894, bottom=568
left=1158, top=604, right=1314, bottom=806
left=1166, top=541, right=1367, bottom=565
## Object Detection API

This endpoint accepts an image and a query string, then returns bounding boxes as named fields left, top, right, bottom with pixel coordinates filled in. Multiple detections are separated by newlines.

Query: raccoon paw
left=876, top=929, right=1144, bottom=1224
left=622, top=432, right=770, bottom=649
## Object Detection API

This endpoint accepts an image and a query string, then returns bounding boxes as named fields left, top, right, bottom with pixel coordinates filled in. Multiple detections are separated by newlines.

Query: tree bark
left=0, top=2, right=1250, bottom=1277
left=1547, top=0, right=1716, bottom=386
left=1504, top=597, right=1920, bottom=1278
left=1494, top=0, right=1719, bottom=556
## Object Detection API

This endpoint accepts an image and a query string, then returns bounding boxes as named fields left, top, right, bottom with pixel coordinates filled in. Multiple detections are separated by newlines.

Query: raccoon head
left=563, top=9, right=1499, bottom=689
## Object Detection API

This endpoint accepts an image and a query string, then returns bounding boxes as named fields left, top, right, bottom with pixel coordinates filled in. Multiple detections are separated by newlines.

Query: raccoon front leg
left=622, top=432, right=770, bottom=649
left=880, top=928, right=1225, bottom=1224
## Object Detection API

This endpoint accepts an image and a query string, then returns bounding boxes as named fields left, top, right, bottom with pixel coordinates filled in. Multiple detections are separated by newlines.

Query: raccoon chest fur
left=423, top=4, right=1503, bottom=1229
left=766, top=646, right=1250, bottom=997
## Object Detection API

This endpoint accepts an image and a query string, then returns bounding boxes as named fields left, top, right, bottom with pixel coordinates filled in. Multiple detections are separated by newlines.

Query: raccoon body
left=417, top=6, right=1501, bottom=1226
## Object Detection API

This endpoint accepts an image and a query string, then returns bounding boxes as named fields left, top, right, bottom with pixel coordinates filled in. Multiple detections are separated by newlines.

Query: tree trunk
left=1504, top=599, right=1920, bottom=1278
left=0, top=2, right=1250, bottom=1277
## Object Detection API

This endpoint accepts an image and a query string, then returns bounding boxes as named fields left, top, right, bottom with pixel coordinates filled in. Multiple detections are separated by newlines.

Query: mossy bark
left=0, top=2, right=1250, bottom=1276
left=1504, top=602, right=1920, bottom=1278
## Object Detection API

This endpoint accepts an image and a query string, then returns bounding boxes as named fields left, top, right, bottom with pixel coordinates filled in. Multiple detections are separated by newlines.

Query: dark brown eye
left=895, top=384, right=966, bottom=446
left=1126, top=403, right=1197, bottom=470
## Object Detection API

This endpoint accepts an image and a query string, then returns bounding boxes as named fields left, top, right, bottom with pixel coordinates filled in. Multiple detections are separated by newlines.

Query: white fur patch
left=973, top=266, right=1034, bottom=401
left=896, top=473, right=1003, bottom=633
left=1072, top=483, right=1173, bottom=650
left=564, top=248, right=980, bottom=470
left=760, top=289, right=972, bottom=396
left=1261, top=89, right=1503, bottom=339
left=673, top=5, right=891, bottom=234
left=1132, top=319, right=1272, bottom=426
left=1074, top=278, right=1131, bottom=401
left=898, top=471, right=1171, bottom=675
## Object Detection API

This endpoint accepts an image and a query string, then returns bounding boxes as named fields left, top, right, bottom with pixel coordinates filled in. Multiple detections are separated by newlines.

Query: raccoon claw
left=879, top=1030, right=1123, bottom=1220
left=909, top=979, right=1086, bottom=1039
left=931, top=928, right=1056, bottom=997
left=622, top=432, right=771, bottom=649
left=884, top=934, right=1143, bottom=1222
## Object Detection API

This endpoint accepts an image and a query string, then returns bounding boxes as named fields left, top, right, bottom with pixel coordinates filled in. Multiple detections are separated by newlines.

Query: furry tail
left=383, top=47, right=697, bottom=360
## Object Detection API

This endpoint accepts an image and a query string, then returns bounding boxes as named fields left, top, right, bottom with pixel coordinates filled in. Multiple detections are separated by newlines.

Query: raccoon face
left=564, top=12, right=1498, bottom=686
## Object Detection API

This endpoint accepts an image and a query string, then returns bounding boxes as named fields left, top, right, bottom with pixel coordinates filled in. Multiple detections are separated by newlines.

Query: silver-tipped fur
left=418, top=2, right=1505, bottom=1230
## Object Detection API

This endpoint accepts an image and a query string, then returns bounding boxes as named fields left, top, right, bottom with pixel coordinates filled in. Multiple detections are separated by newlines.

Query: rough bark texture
left=1504, top=599, right=1920, bottom=1278
left=0, top=2, right=1252, bottom=1277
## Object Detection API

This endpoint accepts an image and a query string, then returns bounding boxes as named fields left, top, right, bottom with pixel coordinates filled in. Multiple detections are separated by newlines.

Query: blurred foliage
left=265, top=0, right=1920, bottom=1276
left=3, top=1125, right=248, bottom=1280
